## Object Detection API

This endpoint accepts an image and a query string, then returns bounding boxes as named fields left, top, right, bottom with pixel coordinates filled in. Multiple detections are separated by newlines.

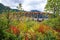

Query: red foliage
left=38, top=25, right=44, bottom=33
left=25, top=32, right=29, bottom=40
left=10, top=25, right=20, bottom=35
left=6, top=25, right=20, bottom=35
left=55, top=29, right=60, bottom=32
left=25, top=35, right=29, bottom=40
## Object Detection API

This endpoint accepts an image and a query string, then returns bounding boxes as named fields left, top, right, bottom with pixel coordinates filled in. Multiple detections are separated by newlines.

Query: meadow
left=0, top=12, right=60, bottom=40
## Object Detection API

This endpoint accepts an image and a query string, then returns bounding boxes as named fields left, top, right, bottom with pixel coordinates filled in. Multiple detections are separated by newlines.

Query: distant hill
left=31, top=10, right=40, bottom=12
left=0, top=3, right=25, bottom=13
left=0, top=3, right=41, bottom=13
left=10, top=9, right=19, bottom=12
left=11, top=9, right=25, bottom=12
left=0, top=3, right=11, bottom=13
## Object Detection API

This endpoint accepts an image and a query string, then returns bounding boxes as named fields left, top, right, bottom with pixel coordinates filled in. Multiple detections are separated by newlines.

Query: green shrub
left=42, top=17, right=60, bottom=30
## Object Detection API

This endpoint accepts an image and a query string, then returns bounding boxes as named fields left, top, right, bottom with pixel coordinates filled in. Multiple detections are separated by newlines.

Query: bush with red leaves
left=6, top=25, right=20, bottom=36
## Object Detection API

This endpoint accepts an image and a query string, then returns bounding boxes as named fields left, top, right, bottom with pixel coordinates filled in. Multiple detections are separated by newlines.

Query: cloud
left=22, top=0, right=47, bottom=11
left=0, top=0, right=1, bottom=3
left=0, top=0, right=47, bottom=11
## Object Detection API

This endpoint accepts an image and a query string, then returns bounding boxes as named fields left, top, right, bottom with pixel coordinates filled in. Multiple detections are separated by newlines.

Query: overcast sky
left=0, top=0, right=47, bottom=11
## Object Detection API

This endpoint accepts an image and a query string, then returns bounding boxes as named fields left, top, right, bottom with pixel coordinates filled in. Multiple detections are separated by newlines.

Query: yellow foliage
left=17, top=21, right=27, bottom=32
left=31, top=22, right=40, bottom=31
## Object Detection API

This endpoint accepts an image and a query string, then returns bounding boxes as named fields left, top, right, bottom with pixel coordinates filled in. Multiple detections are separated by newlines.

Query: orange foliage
left=38, top=24, right=52, bottom=33
left=25, top=31, right=36, bottom=40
